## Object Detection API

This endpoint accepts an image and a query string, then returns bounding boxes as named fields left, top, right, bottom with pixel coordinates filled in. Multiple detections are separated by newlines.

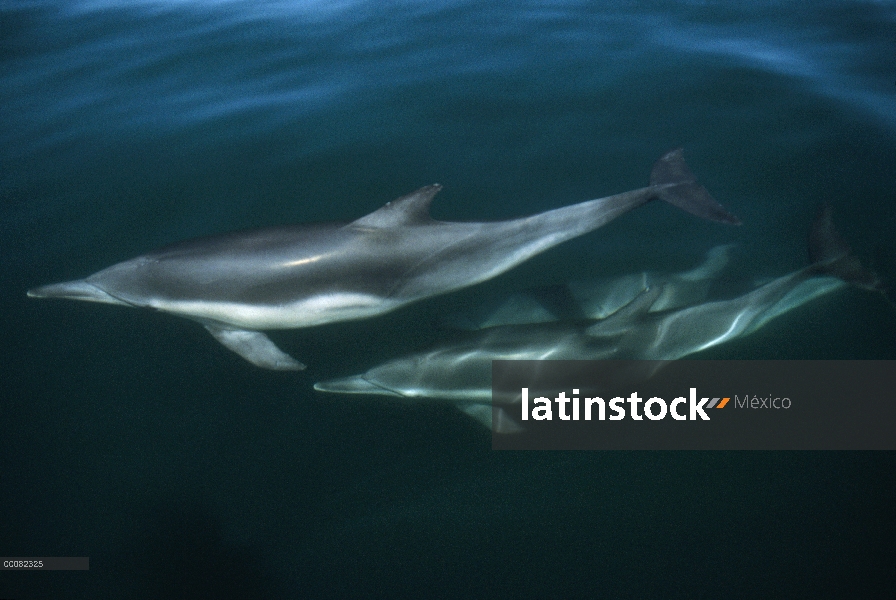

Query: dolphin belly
left=151, top=293, right=400, bottom=330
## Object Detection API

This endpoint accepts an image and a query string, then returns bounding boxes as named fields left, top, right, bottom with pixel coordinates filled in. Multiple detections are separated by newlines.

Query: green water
left=2, top=1, right=894, bottom=597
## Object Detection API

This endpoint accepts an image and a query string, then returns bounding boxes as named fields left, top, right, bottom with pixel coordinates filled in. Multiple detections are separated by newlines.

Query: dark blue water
left=2, top=1, right=895, bottom=598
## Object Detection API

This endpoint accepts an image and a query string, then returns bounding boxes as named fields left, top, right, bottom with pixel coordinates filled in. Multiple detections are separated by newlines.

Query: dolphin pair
left=314, top=206, right=881, bottom=431
left=27, top=149, right=738, bottom=369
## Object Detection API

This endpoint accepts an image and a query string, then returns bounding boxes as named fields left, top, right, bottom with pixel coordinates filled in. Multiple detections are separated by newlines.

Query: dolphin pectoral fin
left=203, top=325, right=305, bottom=371
left=456, top=404, right=525, bottom=434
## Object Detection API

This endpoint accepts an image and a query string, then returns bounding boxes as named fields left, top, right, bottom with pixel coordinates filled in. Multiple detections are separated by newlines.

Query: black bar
left=492, top=360, right=896, bottom=450
left=1, top=557, right=89, bottom=570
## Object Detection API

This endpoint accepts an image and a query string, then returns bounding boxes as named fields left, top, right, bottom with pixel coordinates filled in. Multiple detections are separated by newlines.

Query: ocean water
left=2, top=0, right=895, bottom=598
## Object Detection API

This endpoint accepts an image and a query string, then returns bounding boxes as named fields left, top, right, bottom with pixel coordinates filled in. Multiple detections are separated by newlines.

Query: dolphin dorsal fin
left=349, top=184, right=442, bottom=229
left=586, top=285, right=662, bottom=337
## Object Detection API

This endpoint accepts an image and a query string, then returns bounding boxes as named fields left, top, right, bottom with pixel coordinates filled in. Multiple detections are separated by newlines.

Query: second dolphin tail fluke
left=650, top=148, right=742, bottom=225
left=808, top=203, right=881, bottom=290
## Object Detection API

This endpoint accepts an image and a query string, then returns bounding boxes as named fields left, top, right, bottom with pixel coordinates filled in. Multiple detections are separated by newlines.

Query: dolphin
left=315, top=318, right=620, bottom=432
left=442, top=243, right=735, bottom=330
left=314, top=206, right=881, bottom=431
left=27, top=149, right=738, bottom=370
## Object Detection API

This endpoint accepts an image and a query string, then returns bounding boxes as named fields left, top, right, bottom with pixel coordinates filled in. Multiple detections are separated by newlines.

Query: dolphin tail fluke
left=650, top=148, right=742, bottom=225
left=808, top=204, right=881, bottom=290
left=204, top=324, right=305, bottom=371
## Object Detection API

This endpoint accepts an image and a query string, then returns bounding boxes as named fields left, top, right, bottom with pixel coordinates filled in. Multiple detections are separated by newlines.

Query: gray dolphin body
left=314, top=207, right=880, bottom=431
left=444, top=243, right=735, bottom=330
left=314, top=278, right=847, bottom=431
left=27, top=149, right=737, bottom=370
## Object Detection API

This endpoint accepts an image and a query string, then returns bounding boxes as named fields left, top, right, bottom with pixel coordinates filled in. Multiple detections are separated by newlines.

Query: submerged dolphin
left=315, top=206, right=880, bottom=431
left=443, top=243, right=735, bottom=330
left=27, top=149, right=738, bottom=370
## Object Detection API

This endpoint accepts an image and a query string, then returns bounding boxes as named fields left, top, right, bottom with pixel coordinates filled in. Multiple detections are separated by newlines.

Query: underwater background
left=2, top=0, right=895, bottom=597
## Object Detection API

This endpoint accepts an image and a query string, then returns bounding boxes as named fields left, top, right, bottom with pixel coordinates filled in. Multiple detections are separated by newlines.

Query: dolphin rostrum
left=314, top=206, right=881, bottom=431
left=27, top=149, right=738, bottom=370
